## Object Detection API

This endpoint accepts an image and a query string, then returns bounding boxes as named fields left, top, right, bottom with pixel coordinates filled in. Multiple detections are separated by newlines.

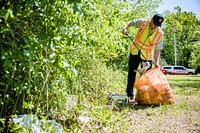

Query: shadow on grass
left=167, top=75, right=200, bottom=89
left=108, top=103, right=160, bottom=112
left=169, top=81, right=200, bottom=88
left=131, top=104, right=160, bottom=110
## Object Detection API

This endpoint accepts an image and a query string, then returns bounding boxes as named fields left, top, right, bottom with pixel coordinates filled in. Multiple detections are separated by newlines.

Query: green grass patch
left=166, top=74, right=200, bottom=95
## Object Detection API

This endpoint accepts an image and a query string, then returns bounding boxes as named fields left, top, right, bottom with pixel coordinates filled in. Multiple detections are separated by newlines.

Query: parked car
left=161, top=66, right=196, bottom=75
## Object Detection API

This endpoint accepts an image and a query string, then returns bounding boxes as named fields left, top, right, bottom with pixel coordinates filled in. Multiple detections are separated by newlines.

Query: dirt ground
left=126, top=95, right=200, bottom=133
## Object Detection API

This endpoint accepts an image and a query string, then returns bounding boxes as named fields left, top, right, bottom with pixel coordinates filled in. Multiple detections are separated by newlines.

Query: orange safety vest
left=130, top=20, right=164, bottom=60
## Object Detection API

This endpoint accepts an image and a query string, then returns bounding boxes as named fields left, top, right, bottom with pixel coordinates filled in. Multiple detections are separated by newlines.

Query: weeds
left=69, top=74, right=200, bottom=133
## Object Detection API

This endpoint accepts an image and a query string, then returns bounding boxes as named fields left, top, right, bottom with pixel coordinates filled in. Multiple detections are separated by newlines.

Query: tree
left=162, top=6, right=200, bottom=68
left=189, top=23, right=200, bottom=73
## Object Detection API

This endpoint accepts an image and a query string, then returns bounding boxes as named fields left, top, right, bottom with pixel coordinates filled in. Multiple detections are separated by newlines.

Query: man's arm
left=121, top=19, right=143, bottom=35
left=154, top=38, right=163, bottom=67
left=121, top=21, right=133, bottom=35
left=154, top=50, right=161, bottom=67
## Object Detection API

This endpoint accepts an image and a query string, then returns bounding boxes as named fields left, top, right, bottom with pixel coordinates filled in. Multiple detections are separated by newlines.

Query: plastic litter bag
left=134, top=67, right=175, bottom=105
left=12, top=114, right=63, bottom=133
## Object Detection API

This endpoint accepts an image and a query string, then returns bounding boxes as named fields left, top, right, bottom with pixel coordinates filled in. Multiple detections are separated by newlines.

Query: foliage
left=189, top=24, right=200, bottom=72
left=0, top=0, right=163, bottom=132
left=190, top=42, right=200, bottom=72
left=161, top=6, right=200, bottom=70
left=1, top=0, right=200, bottom=132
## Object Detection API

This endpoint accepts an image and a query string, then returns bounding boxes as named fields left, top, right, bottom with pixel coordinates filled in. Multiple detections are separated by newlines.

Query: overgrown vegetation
left=162, top=6, right=200, bottom=71
left=0, top=0, right=200, bottom=132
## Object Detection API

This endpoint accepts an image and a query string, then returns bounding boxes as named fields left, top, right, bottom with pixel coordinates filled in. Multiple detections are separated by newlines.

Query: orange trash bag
left=134, top=67, right=175, bottom=105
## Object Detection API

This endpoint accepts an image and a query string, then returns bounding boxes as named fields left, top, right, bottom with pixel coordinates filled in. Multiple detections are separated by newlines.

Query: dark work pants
left=126, top=53, right=152, bottom=98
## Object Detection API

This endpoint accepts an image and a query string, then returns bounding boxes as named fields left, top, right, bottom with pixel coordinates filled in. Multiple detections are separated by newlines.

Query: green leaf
left=39, top=31, right=47, bottom=39
left=23, top=37, right=30, bottom=44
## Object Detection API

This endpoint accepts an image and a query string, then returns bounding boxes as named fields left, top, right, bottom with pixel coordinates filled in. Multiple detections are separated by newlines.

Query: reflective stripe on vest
left=130, top=20, right=164, bottom=60
left=151, top=29, right=163, bottom=45
left=138, top=21, right=149, bottom=38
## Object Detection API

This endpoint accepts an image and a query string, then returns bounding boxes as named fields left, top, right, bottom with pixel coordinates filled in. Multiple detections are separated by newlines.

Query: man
left=121, top=14, right=164, bottom=103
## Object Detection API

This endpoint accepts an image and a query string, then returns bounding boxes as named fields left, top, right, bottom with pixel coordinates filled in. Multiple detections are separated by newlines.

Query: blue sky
left=157, top=0, right=200, bottom=19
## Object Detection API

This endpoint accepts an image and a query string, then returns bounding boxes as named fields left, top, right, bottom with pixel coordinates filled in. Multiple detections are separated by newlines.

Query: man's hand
left=121, top=28, right=128, bottom=35
left=155, top=62, right=160, bottom=68
left=121, top=21, right=132, bottom=35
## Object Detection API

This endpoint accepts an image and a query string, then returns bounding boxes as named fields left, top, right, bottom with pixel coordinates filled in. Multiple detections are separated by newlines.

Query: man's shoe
left=128, top=97, right=137, bottom=104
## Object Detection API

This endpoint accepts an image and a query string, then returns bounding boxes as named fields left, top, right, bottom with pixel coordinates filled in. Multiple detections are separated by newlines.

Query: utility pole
left=173, top=21, right=177, bottom=66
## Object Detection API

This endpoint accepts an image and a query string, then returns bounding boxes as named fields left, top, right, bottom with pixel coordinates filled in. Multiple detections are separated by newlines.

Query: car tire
left=187, top=72, right=194, bottom=75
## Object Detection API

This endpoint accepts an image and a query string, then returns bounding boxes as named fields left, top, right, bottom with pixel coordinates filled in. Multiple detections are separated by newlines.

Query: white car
left=161, top=66, right=196, bottom=75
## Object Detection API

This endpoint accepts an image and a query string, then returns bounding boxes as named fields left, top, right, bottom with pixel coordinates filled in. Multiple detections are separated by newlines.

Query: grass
left=7, top=71, right=199, bottom=132
left=166, top=75, right=200, bottom=96
left=70, top=74, right=200, bottom=133
left=123, top=74, right=200, bottom=133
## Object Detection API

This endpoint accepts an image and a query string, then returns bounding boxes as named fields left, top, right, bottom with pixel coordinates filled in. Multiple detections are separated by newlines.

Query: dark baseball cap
left=153, top=14, right=164, bottom=27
